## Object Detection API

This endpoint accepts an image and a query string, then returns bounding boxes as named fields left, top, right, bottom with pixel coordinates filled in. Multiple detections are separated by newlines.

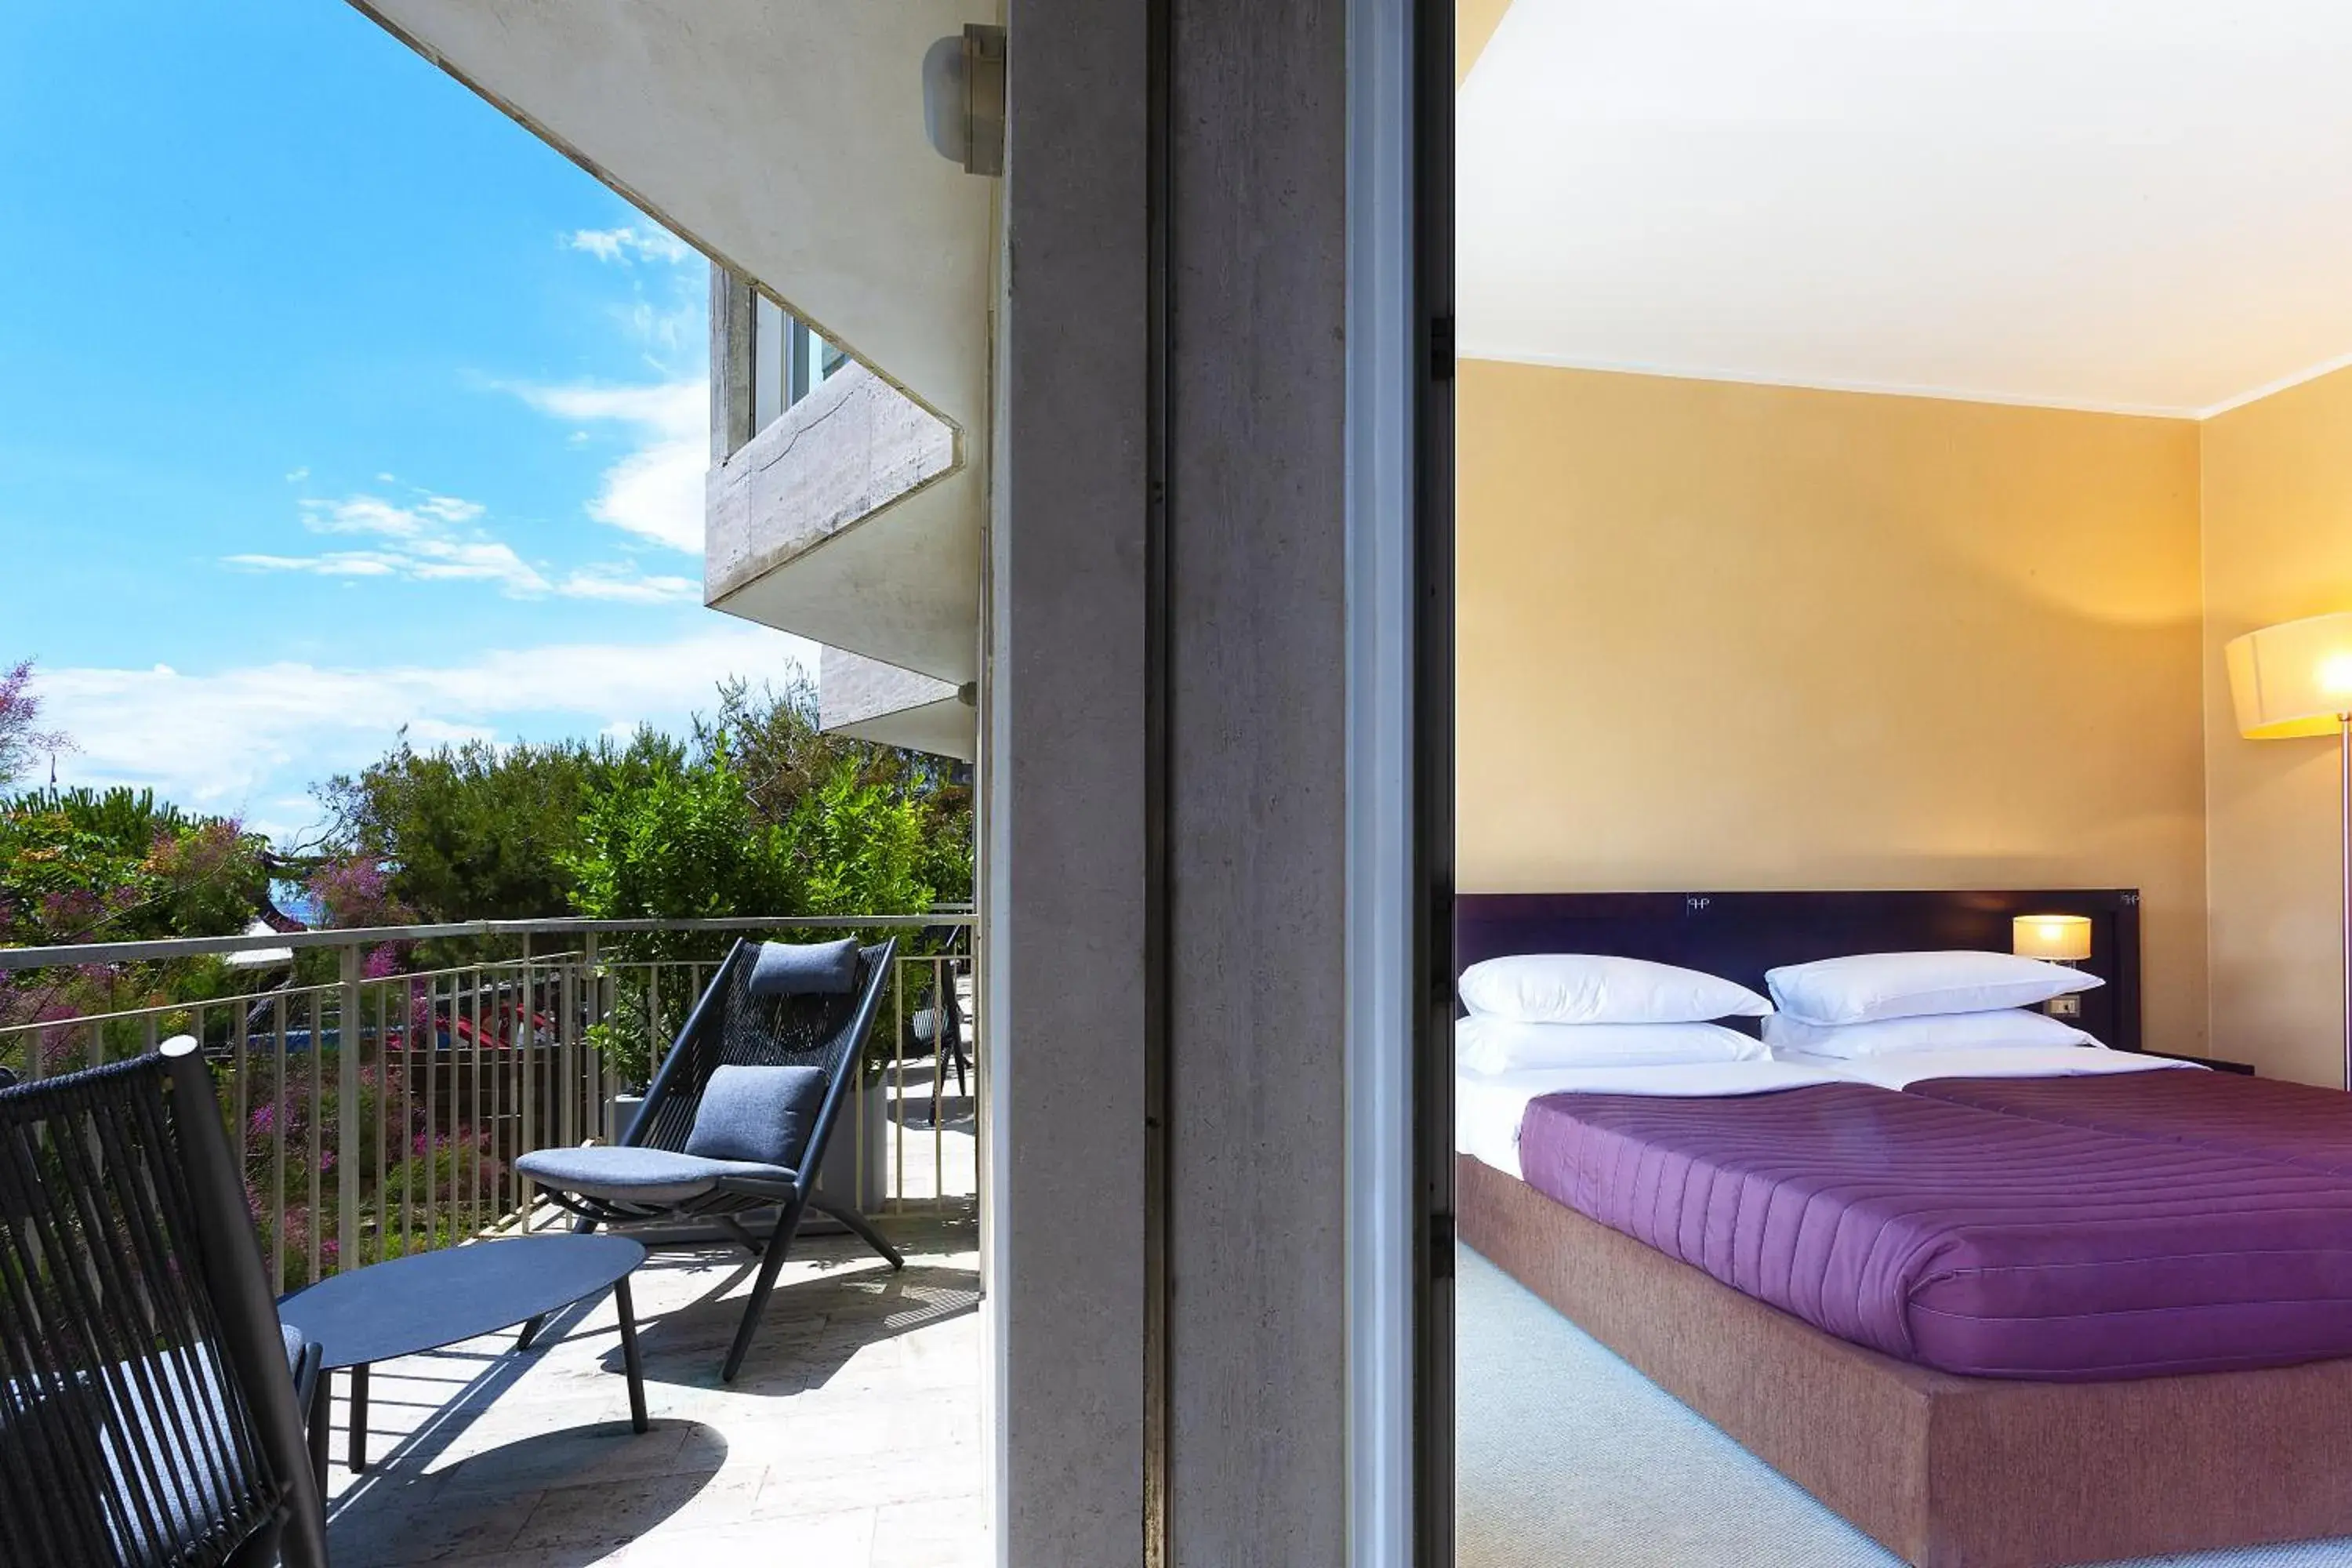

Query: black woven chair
left=0, top=1039, right=328, bottom=1567
left=515, top=938, right=902, bottom=1381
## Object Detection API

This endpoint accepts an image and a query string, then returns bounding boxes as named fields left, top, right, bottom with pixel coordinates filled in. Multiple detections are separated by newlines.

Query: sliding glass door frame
left=1341, top=0, right=1454, bottom=1561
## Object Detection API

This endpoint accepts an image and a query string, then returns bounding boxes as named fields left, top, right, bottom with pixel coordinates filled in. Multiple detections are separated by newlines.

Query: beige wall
left=2201, top=366, right=2352, bottom=1084
left=1458, top=361, right=2213, bottom=1055
left=1457, top=0, right=1513, bottom=82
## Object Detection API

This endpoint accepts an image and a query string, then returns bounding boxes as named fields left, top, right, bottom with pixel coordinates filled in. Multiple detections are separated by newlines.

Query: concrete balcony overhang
left=819, top=646, right=976, bottom=763
left=348, top=0, right=995, bottom=434
left=706, top=362, right=978, bottom=684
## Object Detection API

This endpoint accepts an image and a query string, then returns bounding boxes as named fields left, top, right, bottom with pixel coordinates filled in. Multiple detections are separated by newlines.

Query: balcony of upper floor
left=347, top=1, right=1002, bottom=763
left=703, top=275, right=982, bottom=765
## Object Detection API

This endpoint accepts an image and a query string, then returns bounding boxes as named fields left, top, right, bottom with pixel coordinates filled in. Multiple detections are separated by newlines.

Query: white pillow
left=1455, top=1016, right=1769, bottom=1074
left=1764, top=1007, right=2096, bottom=1059
left=1458, top=954, right=1772, bottom=1025
left=1766, top=950, right=2101, bottom=1026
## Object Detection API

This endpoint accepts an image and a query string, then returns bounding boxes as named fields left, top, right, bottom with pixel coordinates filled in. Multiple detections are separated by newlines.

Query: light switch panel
left=2046, top=994, right=2082, bottom=1018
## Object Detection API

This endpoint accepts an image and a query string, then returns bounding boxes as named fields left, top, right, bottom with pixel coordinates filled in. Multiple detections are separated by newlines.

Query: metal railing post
left=892, top=956, right=906, bottom=1214
left=339, top=942, right=361, bottom=1277
left=934, top=953, right=946, bottom=1215
left=469, top=960, right=484, bottom=1238
left=558, top=956, right=577, bottom=1150
left=372, top=983, right=387, bottom=1264
left=270, top=993, right=287, bottom=1296
left=518, top=938, right=536, bottom=1230
left=423, top=974, right=438, bottom=1254
left=307, top=989, right=323, bottom=1283
left=400, top=977, right=416, bottom=1255
left=584, top=931, right=602, bottom=1142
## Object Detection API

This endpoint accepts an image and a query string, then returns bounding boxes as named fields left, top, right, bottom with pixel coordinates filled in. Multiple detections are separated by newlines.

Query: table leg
left=307, top=1367, right=332, bottom=1494
left=614, top=1275, right=649, bottom=1434
left=348, top=1363, right=370, bottom=1473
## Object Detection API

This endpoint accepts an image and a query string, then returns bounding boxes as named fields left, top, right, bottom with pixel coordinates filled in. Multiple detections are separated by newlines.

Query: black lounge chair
left=0, top=1039, right=328, bottom=1568
left=515, top=937, right=902, bottom=1382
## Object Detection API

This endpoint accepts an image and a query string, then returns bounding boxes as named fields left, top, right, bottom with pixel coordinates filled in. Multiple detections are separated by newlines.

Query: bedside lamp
left=2014, top=915, right=2092, bottom=1020
left=2013, top=914, right=2092, bottom=965
left=2224, top=610, right=2352, bottom=1090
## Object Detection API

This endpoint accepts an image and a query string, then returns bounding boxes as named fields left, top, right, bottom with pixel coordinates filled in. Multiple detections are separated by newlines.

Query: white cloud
left=299, top=492, right=485, bottom=539
left=227, top=492, right=555, bottom=595
left=555, top=563, right=701, bottom=604
left=512, top=379, right=705, bottom=553
left=414, top=494, right=486, bottom=525
left=226, top=552, right=399, bottom=579
left=33, top=625, right=812, bottom=843
left=565, top=226, right=692, bottom=266
left=227, top=491, right=694, bottom=601
left=520, top=216, right=710, bottom=548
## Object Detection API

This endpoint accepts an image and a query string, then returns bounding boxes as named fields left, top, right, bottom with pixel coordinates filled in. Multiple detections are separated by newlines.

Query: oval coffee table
left=278, top=1234, right=649, bottom=1487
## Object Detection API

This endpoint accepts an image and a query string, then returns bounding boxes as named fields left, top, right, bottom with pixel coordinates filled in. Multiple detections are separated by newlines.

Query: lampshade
left=2013, top=913, right=2092, bottom=963
left=2225, top=612, right=2352, bottom=739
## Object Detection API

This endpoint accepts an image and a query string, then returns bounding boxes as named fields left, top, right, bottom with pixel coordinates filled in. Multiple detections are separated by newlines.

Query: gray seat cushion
left=685, top=1065, right=827, bottom=1167
left=281, top=1320, right=308, bottom=1380
left=516, top=1145, right=798, bottom=1207
left=747, top=938, right=861, bottom=997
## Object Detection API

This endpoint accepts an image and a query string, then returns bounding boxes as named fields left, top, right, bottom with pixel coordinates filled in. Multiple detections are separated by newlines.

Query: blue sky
left=0, top=1, right=809, bottom=843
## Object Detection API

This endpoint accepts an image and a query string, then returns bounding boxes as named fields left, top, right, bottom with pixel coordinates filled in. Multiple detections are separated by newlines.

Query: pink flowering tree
left=0, top=659, right=69, bottom=789
left=304, top=854, right=411, bottom=930
left=303, top=852, right=416, bottom=982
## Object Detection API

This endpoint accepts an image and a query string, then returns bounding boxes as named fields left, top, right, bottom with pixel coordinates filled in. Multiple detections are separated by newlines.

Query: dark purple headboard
left=1454, top=889, right=2142, bottom=1053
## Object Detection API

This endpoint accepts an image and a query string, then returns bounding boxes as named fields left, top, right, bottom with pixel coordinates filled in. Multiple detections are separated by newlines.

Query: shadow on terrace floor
left=321, top=1212, right=985, bottom=1568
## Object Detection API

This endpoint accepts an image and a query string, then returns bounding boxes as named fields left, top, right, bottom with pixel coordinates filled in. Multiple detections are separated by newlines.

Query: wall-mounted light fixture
left=2012, top=914, right=2092, bottom=965
left=924, top=24, right=1007, bottom=177
left=2227, top=610, right=2352, bottom=1090
left=2013, top=913, right=2093, bottom=1017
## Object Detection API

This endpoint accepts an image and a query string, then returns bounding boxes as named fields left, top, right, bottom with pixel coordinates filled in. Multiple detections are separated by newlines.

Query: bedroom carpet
left=1457, top=1247, right=2352, bottom=1568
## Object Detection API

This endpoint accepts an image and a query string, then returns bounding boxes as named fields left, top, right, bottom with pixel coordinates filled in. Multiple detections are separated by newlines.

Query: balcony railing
left=0, top=916, right=976, bottom=1294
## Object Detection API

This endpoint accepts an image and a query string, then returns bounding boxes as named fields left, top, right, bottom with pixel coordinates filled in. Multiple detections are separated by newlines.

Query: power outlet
left=2046, top=994, right=2082, bottom=1018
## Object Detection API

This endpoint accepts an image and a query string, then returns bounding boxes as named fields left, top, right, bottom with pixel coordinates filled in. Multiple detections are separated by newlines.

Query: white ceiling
left=1460, top=0, right=2352, bottom=417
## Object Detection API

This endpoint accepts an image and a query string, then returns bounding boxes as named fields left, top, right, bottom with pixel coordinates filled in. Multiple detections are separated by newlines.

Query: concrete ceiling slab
left=1463, top=0, right=2352, bottom=416
left=352, top=0, right=996, bottom=432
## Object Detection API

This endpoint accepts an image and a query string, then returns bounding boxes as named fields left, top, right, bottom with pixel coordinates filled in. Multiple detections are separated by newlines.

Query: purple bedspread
left=1908, top=1068, right=2352, bottom=1176
left=1519, top=1083, right=2352, bottom=1381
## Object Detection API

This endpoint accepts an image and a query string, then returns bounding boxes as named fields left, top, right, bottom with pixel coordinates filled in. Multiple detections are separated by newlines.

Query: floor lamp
left=2225, top=611, right=2352, bottom=1090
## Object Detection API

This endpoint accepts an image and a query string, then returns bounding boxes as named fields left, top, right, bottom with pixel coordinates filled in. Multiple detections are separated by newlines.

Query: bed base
left=1458, top=1152, right=2352, bottom=1568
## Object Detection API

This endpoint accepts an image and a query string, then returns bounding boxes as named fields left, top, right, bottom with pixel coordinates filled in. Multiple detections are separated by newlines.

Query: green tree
left=563, top=746, right=796, bottom=929
left=560, top=683, right=970, bottom=1086
left=563, top=744, right=797, bottom=1087
left=705, top=677, right=971, bottom=906
left=785, top=760, right=936, bottom=918
left=316, top=681, right=971, bottom=930
left=0, top=786, right=271, bottom=948
left=0, top=788, right=275, bottom=1068
left=315, top=728, right=688, bottom=922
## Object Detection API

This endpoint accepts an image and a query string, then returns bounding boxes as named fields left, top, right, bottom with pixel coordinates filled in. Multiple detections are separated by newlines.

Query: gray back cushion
left=747, top=938, right=862, bottom=998
left=684, top=1064, right=829, bottom=1168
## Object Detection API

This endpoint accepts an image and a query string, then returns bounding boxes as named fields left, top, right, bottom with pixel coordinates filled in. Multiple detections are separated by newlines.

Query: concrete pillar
left=994, top=1, right=1356, bottom=1563
left=1164, top=0, right=1351, bottom=1562
left=991, top=0, right=1152, bottom=1562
